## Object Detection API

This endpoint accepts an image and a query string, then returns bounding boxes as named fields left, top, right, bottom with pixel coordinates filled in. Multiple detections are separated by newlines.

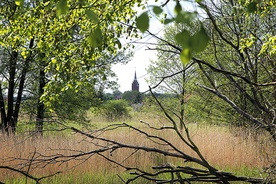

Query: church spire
left=132, top=69, right=139, bottom=91
left=134, top=70, right=137, bottom=80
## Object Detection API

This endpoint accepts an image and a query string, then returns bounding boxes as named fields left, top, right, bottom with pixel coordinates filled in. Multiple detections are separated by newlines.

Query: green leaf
left=78, top=0, right=85, bottom=7
left=136, top=12, right=149, bottom=33
left=152, top=6, right=163, bottom=15
left=164, top=18, right=174, bottom=25
left=174, top=1, right=182, bottom=14
left=191, top=26, right=210, bottom=53
left=247, top=2, right=257, bottom=13
left=175, top=12, right=196, bottom=24
left=15, top=0, right=24, bottom=6
left=180, top=48, right=192, bottom=65
left=175, top=30, right=191, bottom=49
left=85, top=9, right=99, bottom=23
left=56, top=0, right=69, bottom=17
left=87, top=27, right=102, bottom=48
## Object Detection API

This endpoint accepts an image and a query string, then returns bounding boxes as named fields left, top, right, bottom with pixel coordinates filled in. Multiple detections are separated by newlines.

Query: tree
left=146, top=23, right=205, bottom=128
left=0, top=0, right=140, bottom=135
left=192, top=0, right=276, bottom=139
left=0, top=3, right=35, bottom=134
left=139, top=0, right=276, bottom=140
left=52, top=53, right=130, bottom=125
left=112, top=89, right=123, bottom=99
left=146, top=22, right=239, bottom=126
left=122, top=90, right=143, bottom=105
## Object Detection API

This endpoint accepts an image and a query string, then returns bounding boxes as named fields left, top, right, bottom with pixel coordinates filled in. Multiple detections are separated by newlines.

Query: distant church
left=132, top=70, right=139, bottom=92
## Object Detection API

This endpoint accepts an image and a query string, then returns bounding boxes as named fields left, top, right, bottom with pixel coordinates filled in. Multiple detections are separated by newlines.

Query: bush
left=99, top=100, right=131, bottom=121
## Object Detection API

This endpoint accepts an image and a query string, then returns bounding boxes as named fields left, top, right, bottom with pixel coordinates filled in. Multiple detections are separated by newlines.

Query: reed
left=0, top=120, right=274, bottom=183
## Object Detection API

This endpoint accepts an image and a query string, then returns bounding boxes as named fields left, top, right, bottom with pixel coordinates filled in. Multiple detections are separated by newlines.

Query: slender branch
left=0, top=166, right=60, bottom=184
left=144, top=61, right=195, bottom=93
left=161, top=0, right=170, bottom=7
left=146, top=30, right=182, bottom=51
left=197, top=83, right=266, bottom=129
left=197, top=2, right=239, bottom=50
left=193, top=57, right=276, bottom=87
left=25, top=148, right=37, bottom=184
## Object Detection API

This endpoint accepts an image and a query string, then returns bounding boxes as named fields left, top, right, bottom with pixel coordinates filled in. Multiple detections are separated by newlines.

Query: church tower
left=132, top=70, right=139, bottom=91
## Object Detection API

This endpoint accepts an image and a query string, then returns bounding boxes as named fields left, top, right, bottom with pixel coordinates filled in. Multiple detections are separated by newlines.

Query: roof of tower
left=132, top=70, right=139, bottom=91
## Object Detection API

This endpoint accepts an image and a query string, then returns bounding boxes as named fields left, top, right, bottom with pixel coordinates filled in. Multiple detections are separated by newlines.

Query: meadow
left=0, top=112, right=275, bottom=183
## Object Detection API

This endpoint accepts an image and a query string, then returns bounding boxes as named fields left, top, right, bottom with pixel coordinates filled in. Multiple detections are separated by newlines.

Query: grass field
left=0, top=113, right=275, bottom=183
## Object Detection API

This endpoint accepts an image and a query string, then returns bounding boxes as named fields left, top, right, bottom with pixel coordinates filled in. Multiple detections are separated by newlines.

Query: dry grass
left=0, top=119, right=275, bottom=183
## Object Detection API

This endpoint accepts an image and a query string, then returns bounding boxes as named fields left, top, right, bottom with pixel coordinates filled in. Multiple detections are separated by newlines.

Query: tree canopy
left=0, top=0, right=141, bottom=133
left=143, top=0, right=276, bottom=140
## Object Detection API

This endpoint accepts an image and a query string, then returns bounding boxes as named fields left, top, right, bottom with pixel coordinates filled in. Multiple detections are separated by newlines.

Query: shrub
left=100, top=100, right=131, bottom=121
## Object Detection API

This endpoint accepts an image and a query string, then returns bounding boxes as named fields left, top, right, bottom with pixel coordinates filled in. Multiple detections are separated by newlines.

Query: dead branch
left=0, top=165, right=60, bottom=184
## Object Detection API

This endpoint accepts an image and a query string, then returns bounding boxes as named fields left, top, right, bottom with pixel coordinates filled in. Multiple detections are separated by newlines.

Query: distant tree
left=112, top=90, right=123, bottom=100
left=122, top=91, right=143, bottom=105
left=146, top=23, right=200, bottom=128
left=53, top=87, right=100, bottom=123
left=103, top=93, right=113, bottom=100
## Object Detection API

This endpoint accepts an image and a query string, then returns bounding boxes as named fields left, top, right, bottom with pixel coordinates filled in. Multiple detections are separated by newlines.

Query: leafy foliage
left=98, top=100, right=131, bottom=121
left=1, top=0, right=141, bottom=104
left=53, top=86, right=101, bottom=123
left=136, top=12, right=149, bottom=33
left=0, top=0, right=140, bottom=132
left=145, top=0, right=276, bottom=139
left=136, top=0, right=210, bottom=65
left=122, top=91, right=143, bottom=105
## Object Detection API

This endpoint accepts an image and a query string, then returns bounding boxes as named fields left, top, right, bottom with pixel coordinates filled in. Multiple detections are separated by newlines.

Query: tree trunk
left=36, top=68, right=46, bottom=136
left=7, top=50, right=18, bottom=135
left=0, top=83, right=7, bottom=133
left=14, top=38, right=34, bottom=125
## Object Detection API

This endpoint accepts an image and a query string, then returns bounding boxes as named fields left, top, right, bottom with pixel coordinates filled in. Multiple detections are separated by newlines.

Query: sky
left=111, top=20, right=163, bottom=93
left=111, top=0, right=197, bottom=93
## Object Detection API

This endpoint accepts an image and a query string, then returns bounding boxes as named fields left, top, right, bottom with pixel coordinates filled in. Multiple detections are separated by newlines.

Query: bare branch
left=0, top=165, right=60, bottom=184
left=193, top=57, right=276, bottom=87
left=197, top=83, right=267, bottom=129
left=144, top=61, right=195, bottom=93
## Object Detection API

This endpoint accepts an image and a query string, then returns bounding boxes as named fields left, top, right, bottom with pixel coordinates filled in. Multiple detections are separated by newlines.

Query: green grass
left=4, top=166, right=264, bottom=184
left=4, top=171, right=154, bottom=184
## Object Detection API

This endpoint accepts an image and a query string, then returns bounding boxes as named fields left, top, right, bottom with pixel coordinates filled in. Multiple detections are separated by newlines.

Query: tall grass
left=0, top=116, right=274, bottom=183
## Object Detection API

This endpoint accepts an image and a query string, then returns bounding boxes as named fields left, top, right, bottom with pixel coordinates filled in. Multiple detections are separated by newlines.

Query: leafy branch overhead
left=15, top=0, right=210, bottom=65
left=8, top=0, right=142, bottom=108
left=14, top=0, right=275, bottom=61
left=135, top=0, right=210, bottom=65
left=134, top=0, right=275, bottom=65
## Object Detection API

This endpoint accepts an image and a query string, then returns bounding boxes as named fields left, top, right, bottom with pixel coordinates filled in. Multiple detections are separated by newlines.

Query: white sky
left=112, top=21, right=163, bottom=93
left=111, top=0, right=197, bottom=93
